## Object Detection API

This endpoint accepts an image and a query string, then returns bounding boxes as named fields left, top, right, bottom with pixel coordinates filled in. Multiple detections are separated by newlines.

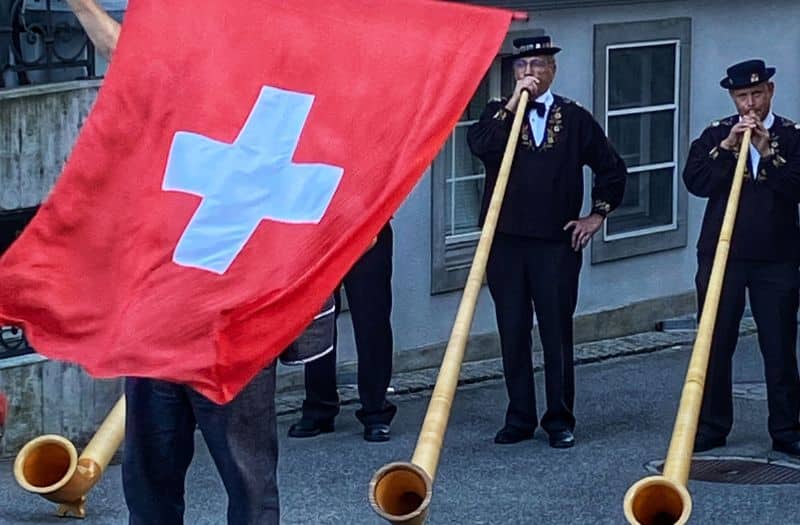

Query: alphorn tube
left=624, top=129, right=752, bottom=525
left=369, top=91, right=531, bottom=524
left=14, top=395, right=126, bottom=518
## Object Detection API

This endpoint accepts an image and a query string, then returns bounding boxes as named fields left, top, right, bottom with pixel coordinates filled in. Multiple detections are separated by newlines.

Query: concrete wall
left=0, top=81, right=101, bottom=209
left=0, top=356, right=122, bottom=457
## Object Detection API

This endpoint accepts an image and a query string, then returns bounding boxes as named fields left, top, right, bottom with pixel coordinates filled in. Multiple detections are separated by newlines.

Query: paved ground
left=2, top=326, right=800, bottom=524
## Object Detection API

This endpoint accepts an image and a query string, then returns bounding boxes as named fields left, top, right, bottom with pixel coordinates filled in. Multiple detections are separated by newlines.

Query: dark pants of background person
left=300, top=223, right=396, bottom=427
left=123, top=366, right=279, bottom=525
left=696, top=256, right=800, bottom=444
left=487, top=233, right=582, bottom=434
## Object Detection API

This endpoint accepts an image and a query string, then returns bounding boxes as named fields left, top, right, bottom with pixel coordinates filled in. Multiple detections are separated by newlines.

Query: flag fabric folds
left=0, top=0, right=512, bottom=403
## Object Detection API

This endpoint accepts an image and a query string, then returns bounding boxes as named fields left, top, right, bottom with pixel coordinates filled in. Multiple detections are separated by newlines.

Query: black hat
left=512, top=36, right=561, bottom=58
left=719, top=59, right=775, bottom=90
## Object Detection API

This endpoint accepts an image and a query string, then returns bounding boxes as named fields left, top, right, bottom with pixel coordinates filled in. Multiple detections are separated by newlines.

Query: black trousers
left=696, top=256, right=800, bottom=444
left=486, top=233, right=581, bottom=434
left=301, top=223, right=396, bottom=426
left=123, top=366, right=279, bottom=525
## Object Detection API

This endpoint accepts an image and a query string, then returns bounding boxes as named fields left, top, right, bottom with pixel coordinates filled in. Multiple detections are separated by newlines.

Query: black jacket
left=467, top=94, right=626, bottom=240
left=683, top=114, right=800, bottom=261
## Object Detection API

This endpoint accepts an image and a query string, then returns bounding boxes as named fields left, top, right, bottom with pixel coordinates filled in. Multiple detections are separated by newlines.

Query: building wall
left=0, top=81, right=101, bottom=209
left=369, top=0, right=800, bottom=367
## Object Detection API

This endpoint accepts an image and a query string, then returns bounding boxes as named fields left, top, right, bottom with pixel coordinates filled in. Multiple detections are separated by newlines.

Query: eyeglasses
left=513, top=58, right=552, bottom=70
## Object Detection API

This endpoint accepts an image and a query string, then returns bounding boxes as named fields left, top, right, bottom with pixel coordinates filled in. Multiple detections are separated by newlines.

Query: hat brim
left=515, top=46, right=561, bottom=58
left=719, top=67, right=775, bottom=89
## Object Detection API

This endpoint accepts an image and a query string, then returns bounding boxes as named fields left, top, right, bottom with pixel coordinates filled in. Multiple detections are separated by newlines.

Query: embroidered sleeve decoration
left=541, top=105, right=563, bottom=151
left=520, top=121, right=532, bottom=150
left=592, top=200, right=611, bottom=217
left=492, top=108, right=509, bottom=121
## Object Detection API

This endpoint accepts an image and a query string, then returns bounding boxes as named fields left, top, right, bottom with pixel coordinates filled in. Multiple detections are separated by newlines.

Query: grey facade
left=1, top=0, right=798, bottom=455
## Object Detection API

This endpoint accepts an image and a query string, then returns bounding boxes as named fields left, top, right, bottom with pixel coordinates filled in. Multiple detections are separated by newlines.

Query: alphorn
left=14, top=395, right=125, bottom=518
left=624, top=129, right=752, bottom=525
left=369, top=91, right=531, bottom=524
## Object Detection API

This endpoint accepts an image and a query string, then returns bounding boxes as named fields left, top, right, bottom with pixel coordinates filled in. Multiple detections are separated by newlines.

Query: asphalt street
left=2, top=333, right=799, bottom=524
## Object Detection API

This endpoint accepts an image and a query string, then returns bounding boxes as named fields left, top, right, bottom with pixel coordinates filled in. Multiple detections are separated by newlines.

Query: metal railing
left=0, top=207, right=40, bottom=359
left=0, top=325, right=32, bottom=358
left=0, top=0, right=98, bottom=88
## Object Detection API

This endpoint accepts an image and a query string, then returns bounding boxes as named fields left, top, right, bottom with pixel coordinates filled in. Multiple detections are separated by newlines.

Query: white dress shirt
left=740, top=111, right=774, bottom=178
left=527, top=90, right=554, bottom=147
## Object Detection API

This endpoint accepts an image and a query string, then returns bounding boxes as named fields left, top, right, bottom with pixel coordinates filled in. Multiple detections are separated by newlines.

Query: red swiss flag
left=0, top=0, right=512, bottom=402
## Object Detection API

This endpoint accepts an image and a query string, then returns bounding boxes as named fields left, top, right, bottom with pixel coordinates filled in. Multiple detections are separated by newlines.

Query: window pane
left=443, top=125, right=486, bottom=239
left=608, top=110, right=674, bottom=168
left=606, top=167, right=674, bottom=236
left=609, top=44, right=675, bottom=110
left=462, top=76, right=491, bottom=120
left=446, top=177, right=484, bottom=237
left=452, top=125, right=485, bottom=181
left=501, top=55, right=516, bottom=97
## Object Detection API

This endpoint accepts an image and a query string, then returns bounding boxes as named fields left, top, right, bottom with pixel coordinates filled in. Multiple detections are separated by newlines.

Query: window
left=605, top=42, right=678, bottom=239
left=430, top=29, right=548, bottom=293
left=430, top=68, right=500, bottom=293
left=592, top=18, right=691, bottom=262
left=444, top=79, right=490, bottom=246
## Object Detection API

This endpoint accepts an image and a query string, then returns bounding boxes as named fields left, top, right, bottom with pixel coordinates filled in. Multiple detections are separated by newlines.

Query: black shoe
left=364, top=423, right=391, bottom=442
left=494, top=425, right=535, bottom=444
left=287, top=418, right=334, bottom=438
left=772, top=440, right=800, bottom=458
left=693, top=434, right=726, bottom=453
left=548, top=430, right=575, bottom=449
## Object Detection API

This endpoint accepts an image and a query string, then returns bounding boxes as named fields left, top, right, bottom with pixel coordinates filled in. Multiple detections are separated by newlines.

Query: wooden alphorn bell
left=14, top=395, right=125, bottom=518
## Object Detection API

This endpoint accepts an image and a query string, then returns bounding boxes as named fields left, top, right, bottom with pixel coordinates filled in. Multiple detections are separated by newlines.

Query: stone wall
left=0, top=357, right=123, bottom=457
left=0, top=80, right=101, bottom=209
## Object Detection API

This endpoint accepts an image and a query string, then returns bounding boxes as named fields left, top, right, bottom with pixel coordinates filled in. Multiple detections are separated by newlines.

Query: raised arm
left=467, top=100, right=513, bottom=160
left=67, top=0, right=121, bottom=60
left=683, top=127, right=737, bottom=198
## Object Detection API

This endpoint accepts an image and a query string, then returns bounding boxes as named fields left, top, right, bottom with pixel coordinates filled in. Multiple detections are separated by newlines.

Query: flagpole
left=368, top=90, right=531, bottom=525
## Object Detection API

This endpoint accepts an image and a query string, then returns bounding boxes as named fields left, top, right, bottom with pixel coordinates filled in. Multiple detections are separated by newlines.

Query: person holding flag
left=1, top=0, right=514, bottom=522
left=64, top=3, right=335, bottom=523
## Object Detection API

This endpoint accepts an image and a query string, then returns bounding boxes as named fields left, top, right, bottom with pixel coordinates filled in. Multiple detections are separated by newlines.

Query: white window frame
left=591, top=17, right=691, bottom=264
left=603, top=40, right=680, bottom=241
left=430, top=60, right=504, bottom=293
left=444, top=120, right=484, bottom=246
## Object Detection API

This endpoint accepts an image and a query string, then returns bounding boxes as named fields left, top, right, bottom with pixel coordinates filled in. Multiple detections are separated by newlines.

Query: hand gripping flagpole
left=369, top=90, right=531, bottom=525
left=14, top=395, right=126, bottom=518
left=623, top=129, right=752, bottom=525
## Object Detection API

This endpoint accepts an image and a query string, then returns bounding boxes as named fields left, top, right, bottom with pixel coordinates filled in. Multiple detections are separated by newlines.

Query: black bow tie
left=531, top=101, right=546, bottom=118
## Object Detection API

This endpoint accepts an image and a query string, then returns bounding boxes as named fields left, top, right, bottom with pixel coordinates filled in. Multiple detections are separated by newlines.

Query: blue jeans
left=122, top=366, right=278, bottom=525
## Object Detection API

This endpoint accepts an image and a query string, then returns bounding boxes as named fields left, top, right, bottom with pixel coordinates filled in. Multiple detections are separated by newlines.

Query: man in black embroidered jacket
left=467, top=35, right=626, bottom=448
left=684, top=59, right=800, bottom=457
